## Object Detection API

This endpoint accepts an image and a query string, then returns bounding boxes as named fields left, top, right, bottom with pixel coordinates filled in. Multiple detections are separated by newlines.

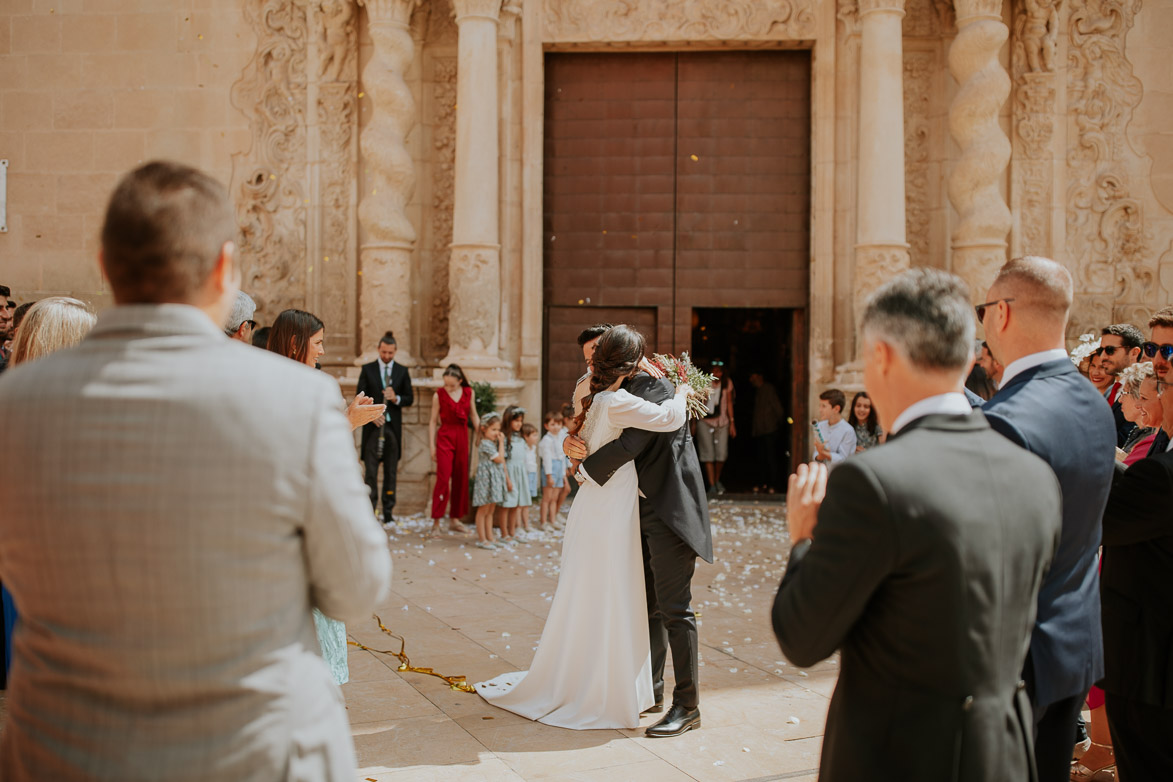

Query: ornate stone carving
left=859, top=0, right=906, bottom=13
left=430, top=57, right=458, bottom=359
left=837, top=0, right=860, bottom=36
left=316, top=82, right=358, bottom=344
left=948, top=1, right=1013, bottom=297
left=357, top=0, right=423, bottom=362
left=1010, top=0, right=1060, bottom=258
left=318, top=0, right=355, bottom=82
left=427, top=0, right=459, bottom=42
left=542, top=0, right=816, bottom=43
left=448, top=246, right=500, bottom=356
left=453, top=0, right=502, bottom=20
left=904, top=51, right=934, bottom=267
left=853, top=246, right=912, bottom=326
left=1066, top=0, right=1148, bottom=328
left=230, top=0, right=310, bottom=321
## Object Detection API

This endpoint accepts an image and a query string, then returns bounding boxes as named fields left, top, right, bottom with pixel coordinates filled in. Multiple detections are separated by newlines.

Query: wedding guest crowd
left=0, top=161, right=392, bottom=781
left=775, top=257, right=1173, bottom=782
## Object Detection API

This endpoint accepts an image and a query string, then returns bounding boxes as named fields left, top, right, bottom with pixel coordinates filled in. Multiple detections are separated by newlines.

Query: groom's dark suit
left=772, top=412, right=1062, bottom=782
left=582, top=374, right=712, bottom=709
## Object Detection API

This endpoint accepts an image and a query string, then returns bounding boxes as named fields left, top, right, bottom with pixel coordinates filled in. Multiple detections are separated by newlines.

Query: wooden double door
left=542, top=50, right=812, bottom=460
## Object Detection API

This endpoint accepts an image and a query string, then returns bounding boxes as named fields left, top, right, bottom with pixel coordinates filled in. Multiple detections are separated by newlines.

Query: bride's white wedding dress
left=475, top=386, right=687, bottom=729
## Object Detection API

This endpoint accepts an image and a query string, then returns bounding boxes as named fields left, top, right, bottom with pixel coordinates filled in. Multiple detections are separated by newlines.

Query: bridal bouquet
left=648, top=352, right=716, bottom=420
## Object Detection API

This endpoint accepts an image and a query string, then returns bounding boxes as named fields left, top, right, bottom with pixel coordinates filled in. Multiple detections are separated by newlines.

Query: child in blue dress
left=472, top=413, right=507, bottom=550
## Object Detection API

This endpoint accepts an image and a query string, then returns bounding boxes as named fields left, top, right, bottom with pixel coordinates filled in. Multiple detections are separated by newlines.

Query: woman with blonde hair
left=3, top=295, right=96, bottom=685
left=10, top=297, right=96, bottom=366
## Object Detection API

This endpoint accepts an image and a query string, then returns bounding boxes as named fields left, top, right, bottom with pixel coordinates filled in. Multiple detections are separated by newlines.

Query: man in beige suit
left=0, top=161, right=393, bottom=781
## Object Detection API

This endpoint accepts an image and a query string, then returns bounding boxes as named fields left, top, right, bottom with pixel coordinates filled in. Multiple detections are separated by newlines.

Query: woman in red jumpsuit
left=429, top=364, right=478, bottom=535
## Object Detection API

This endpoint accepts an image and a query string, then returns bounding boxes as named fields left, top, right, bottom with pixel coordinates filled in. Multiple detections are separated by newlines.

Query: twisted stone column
left=357, top=0, right=421, bottom=363
left=442, top=0, right=510, bottom=373
left=854, top=0, right=911, bottom=330
left=948, top=0, right=1012, bottom=298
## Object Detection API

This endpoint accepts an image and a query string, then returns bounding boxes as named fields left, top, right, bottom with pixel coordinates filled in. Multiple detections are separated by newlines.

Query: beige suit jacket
left=0, top=305, right=393, bottom=781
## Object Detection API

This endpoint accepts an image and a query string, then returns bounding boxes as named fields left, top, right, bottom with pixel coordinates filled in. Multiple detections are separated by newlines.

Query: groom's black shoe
left=641, top=698, right=664, bottom=715
left=645, top=704, right=700, bottom=738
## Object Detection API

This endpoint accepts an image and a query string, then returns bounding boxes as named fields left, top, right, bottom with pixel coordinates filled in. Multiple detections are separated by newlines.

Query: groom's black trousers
left=640, top=498, right=700, bottom=710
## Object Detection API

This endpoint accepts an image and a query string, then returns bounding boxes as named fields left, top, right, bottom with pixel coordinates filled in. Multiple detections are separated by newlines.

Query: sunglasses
left=1101, top=345, right=1127, bottom=356
left=246, top=320, right=258, bottom=329
left=1141, top=342, right=1173, bottom=361
left=974, top=298, right=1015, bottom=321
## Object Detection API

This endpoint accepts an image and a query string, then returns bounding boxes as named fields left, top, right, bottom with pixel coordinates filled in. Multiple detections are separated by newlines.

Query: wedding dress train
left=475, top=387, right=687, bottom=729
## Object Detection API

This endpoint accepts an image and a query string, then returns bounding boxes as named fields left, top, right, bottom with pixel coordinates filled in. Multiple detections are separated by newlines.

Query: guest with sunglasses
left=1138, top=306, right=1173, bottom=457
left=979, top=257, right=1117, bottom=782
left=1099, top=323, right=1145, bottom=447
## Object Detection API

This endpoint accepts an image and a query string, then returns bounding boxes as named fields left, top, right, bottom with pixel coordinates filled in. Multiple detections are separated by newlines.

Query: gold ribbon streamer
left=347, top=614, right=476, bottom=693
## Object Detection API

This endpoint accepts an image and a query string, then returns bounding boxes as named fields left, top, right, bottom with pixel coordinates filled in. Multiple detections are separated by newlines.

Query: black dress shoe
left=645, top=703, right=700, bottom=738
left=641, top=698, right=665, bottom=715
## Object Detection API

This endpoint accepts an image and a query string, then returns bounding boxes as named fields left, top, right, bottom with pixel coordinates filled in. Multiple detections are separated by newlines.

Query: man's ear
left=871, top=338, right=894, bottom=376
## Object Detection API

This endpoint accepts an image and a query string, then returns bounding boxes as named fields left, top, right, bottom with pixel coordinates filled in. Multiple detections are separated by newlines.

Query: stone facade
left=3, top=0, right=1173, bottom=512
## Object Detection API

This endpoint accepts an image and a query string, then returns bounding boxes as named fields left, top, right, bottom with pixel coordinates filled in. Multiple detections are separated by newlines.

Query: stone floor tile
left=344, top=676, right=444, bottom=725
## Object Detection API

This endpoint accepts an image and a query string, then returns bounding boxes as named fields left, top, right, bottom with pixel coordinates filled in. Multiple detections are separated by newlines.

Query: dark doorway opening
left=690, top=307, right=801, bottom=495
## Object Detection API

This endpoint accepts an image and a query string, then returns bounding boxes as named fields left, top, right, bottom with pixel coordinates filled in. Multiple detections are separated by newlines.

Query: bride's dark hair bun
left=575, top=325, right=645, bottom=429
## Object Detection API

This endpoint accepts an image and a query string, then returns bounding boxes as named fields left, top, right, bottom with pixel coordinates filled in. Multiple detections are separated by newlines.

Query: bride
left=475, top=325, right=692, bottom=729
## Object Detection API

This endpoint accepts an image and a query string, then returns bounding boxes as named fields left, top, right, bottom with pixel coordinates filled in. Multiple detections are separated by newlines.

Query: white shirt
left=539, top=432, right=564, bottom=476
left=999, top=348, right=1069, bottom=389
left=524, top=441, right=538, bottom=473
left=889, top=392, right=973, bottom=435
left=377, top=358, right=399, bottom=406
left=814, top=418, right=857, bottom=464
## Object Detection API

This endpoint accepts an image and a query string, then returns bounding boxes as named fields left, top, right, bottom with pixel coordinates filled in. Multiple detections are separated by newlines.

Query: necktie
left=384, top=365, right=392, bottom=422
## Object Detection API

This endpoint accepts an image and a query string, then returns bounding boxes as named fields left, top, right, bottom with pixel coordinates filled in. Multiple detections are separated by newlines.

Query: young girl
left=521, top=423, right=540, bottom=535
left=472, top=413, right=507, bottom=550
left=497, top=405, right=531, bottom=544
left=538, top=410, right=565, bottom=530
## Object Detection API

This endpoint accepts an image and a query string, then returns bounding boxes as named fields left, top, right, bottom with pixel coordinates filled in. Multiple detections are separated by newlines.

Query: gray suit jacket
left=0, top=305, right=393, bottom=781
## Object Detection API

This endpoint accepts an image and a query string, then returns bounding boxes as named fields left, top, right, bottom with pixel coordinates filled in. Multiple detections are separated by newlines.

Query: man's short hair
left=101, top=161, right=237, bottom=304
left=860, top=267, right=975, bottom=372
left=990, top=256, right=1073, bottom=323
left=0, top=285, right=10, bottom=299
left=1148, top=306, right=1173, bottom=330
left=819, top=388, right=846, bottom=413
left=576, top=323, right=613, bottom=347
left=224, top=291, right=256, bottom=335
left=1101, top=323, right=1144, bottom=349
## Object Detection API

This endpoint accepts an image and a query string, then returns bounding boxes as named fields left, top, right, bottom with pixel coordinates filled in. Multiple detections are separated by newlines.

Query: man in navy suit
left=980, top=256, right=1117, bottom=782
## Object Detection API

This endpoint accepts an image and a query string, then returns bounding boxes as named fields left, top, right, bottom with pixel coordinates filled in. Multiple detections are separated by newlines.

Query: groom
left=565, top=334, right=713, bottom=738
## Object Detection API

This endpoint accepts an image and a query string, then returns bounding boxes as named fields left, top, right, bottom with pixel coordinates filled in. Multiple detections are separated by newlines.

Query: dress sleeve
left=607, top=387, right=686, bottom=432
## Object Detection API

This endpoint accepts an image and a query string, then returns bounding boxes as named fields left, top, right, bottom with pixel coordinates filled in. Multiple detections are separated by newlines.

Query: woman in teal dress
left=266, top=309, right=386, bottom=685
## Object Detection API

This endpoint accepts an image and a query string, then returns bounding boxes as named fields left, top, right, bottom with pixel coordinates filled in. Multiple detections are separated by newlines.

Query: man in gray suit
left=0, top=161, right=393, bottom=781
left=773, top=268, right=1062, bottom=781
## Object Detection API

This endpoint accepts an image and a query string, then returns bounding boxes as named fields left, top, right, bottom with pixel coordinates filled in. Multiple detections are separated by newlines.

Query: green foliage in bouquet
left=471, top=380, right=497, bottom=418
left=648, top=351, right=716, bottom=420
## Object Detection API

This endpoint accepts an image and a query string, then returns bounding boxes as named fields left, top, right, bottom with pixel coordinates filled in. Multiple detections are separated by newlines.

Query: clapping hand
left=786, top=461, right=827, bottom=545
left=346, top=392, right=386, bottom=431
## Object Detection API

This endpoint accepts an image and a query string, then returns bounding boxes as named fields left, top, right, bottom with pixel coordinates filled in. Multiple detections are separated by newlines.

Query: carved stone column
left=853, top=0, right=911, bottom=330
left=357, top=0, right=421, bottom=364
left=443, top=0, right=510, bottom=373
left=948, top=0, right=1012, bottom=298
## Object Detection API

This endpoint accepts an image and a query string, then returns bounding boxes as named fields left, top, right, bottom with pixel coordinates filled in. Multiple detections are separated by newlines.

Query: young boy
left=539, top=411, right=565, bottom=530
left=521, top=422, right=540, bottom=533
left=813, top=388, right=857, bottom=465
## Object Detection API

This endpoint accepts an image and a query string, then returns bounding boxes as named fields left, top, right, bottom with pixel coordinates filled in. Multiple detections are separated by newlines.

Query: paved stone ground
left=344, top=501, right=830, bottom=781
left=0, top=500, right=834, bottom=781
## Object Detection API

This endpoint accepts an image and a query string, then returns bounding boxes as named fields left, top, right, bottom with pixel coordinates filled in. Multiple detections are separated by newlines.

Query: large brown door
left=543, top=51, right=811, bottom=420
